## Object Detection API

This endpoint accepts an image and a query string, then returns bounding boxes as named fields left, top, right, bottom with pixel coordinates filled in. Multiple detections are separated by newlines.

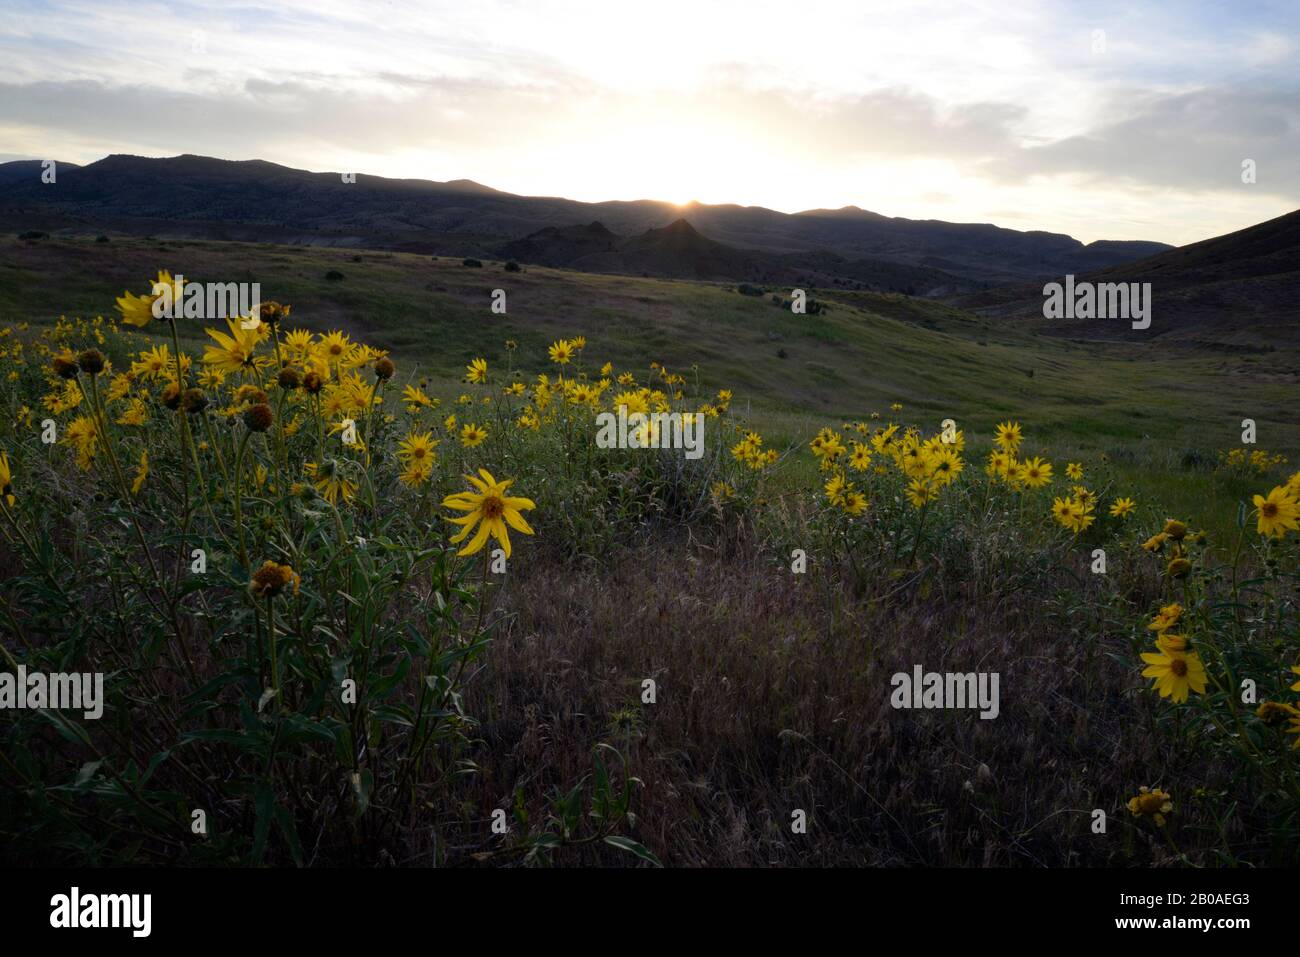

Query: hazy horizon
left=3, top=0, right=1299, bottom=246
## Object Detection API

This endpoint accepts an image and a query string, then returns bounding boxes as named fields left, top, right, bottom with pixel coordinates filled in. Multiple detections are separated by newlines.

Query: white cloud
left=1, top=0, right=1297, bottom=244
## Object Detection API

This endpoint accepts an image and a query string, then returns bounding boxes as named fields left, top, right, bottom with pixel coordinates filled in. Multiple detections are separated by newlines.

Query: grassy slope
left=4, top=235, right=1298, bottom=867
left=3, top=235, right=1296, bottom=537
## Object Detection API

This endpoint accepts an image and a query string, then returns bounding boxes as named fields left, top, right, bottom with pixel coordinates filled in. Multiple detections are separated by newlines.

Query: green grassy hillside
left=3, top=234, right=1296, bottom=537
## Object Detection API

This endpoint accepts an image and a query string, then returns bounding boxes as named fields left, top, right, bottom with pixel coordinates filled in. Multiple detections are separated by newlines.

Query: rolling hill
left=954, top=207, right=1300, bottom=346
left=0, top=153, right=1171, bottom=285
left=496, top=218, right=978, bottom=294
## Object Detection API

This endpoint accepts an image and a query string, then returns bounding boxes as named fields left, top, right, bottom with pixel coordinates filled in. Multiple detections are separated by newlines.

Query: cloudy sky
left=1, top=0, right=1297, bottom=245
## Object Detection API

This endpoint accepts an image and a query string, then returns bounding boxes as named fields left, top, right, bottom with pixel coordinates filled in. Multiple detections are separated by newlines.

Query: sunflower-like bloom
left=116, top=398, right=149, bottom=427
left=1018, top=456, right=1052, bottom=488
left=397, top=430, right=439, bottom=468
left=466, top=358, right=488, bottom=383
left=131, top=344, right=188, bottom=382
left=1255, top=700, right=1295, bottom=727
left=202, top=317, right=265, bottom=376
left=1252, top=485, right=1300, bottom=539
left=840, top=490, right=868, bottom=516
left=824, top=473, right=848, bottom=505
left=131, top=450, right=149, bottom=496
left=282, top=328, right=314, bottom=354
left=1050, top=495, right=1094, bottom=534
left=442, top=469, right=536, bottom=558
left=403, top=384, right=433, bottom=411
left=249, top=560, right=300, bottom=598
left=1287, top=710, right=1300, bottom=749
left=993, top=421, right=1022, bottom=452
left=318, top=331, right=352, bottom=364
left=1154, top=632, right=1188, bottom=654
left=548, top=340, right=574, bottom=365
left=399, top=459, right=433, bottom=488
left=906, top=478, right=937, bottom=508
left=1140, top=648, right=1207, bottom=703
left=1162, top=518, right=1188, bottom=540
left=62, top=415, right=99, bottom=470
left=0, top=449, right=14, bottom=506
left=1127, top=787, right=1173, bottom=827
left=459, top=423, right=488, bottom=447
left=305, top=460, right=357, bottom=506
left=1147, top=602, right=1183, bottom=633
left=613, top=390, right=649, bottom=416
left=928, top=447, right=963, bottom=486
left=1109, top=496, right=1136, bottom=518
left=115, top=270, right=178, bottom=327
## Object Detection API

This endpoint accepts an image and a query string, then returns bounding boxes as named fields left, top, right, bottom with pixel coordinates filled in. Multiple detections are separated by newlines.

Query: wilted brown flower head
left=249, top=560, right=298, bottom=598
left=77, top=349, right=106, bottom=375
left=53, top=353, right=79, bottom=379
left=181, top=388, right=208, bottom=414
left=258, top=301, right=290, bottom=325
left=243, top=403, right=274, bottom=432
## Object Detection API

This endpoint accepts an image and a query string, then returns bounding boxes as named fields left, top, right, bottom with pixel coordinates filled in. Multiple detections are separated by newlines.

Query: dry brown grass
left=431, top=530, right=1259, bottom=867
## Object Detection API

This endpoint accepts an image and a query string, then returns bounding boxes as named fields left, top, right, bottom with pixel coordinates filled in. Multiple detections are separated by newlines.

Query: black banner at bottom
left=3, top=866, right=1276, bottom=942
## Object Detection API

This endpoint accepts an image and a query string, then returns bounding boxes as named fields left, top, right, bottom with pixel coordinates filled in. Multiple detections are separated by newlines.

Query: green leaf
left=351, top=769, right=374, bottom=816
left=274, top=805, right=305, bottom=867
left=250, top=781, right=274, bottom=864
left=603, top=836, right=661, bottom=866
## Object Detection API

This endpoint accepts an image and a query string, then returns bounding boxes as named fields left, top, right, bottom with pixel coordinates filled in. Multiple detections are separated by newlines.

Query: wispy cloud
left=1, top=0, right=1297, bottom=244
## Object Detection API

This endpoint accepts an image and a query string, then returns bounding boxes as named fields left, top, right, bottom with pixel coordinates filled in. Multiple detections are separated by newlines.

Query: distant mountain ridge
left=0, top=153, right=1173, bottom=288
left=952, top=207, right=1300, bottom=343
left=0, top=159, right=81, bottom=185
left=496, top=218, right=983, bottom=294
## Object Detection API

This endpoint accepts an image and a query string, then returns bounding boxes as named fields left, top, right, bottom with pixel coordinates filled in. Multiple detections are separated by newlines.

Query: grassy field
left=4, top=234, right=1296, bottom=538
left=2, top=234, right=1298, bottom=868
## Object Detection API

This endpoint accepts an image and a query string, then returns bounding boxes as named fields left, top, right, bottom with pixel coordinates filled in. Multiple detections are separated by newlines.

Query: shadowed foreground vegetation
left=1, top=246, right=1298, bottom=867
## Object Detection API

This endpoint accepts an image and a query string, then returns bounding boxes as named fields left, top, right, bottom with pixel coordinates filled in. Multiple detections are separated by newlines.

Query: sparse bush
left=463, top=258, right=483, bottom=268
left=324, top=269, right=344, bottom=281
left=1180, top=447, right=1216, bottom=470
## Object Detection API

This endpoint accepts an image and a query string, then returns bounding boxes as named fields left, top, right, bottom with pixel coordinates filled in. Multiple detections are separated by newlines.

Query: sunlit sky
left=2, top=0, right=1298, bottom=245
